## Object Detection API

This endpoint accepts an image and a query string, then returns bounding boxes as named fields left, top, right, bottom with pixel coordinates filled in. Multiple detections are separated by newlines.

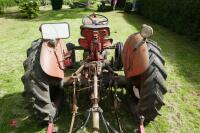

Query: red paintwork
left=139, top=125, right=145, bottom=133
left=46, top=123, right=53, bottom=133
left=9, top=119, right=17, bottom=127
left=122, top=33, right=149, bottom=78
left=139, top=125, right=144, bottom=133
left=79, top=27, right=112, bottom=61
left=64, top=52, right=73, bottom=67
left=40, top=39, right=68, bottom=79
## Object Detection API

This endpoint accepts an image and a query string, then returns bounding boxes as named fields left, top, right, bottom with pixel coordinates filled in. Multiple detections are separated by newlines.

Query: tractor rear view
left=22, top=13, right=167, bottom=133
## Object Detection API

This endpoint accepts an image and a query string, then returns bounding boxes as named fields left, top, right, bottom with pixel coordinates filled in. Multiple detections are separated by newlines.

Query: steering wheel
left=82, top=13, right=109, bottom=25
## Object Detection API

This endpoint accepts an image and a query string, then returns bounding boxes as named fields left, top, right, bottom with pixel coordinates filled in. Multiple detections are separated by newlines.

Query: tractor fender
left=40, top=39, right=67, bottom=79
left=122, top=33, right=149, bottom=78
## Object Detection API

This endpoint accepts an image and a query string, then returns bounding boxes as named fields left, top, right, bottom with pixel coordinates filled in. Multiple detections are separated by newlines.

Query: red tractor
left=22, top=13, right=167, bottom=133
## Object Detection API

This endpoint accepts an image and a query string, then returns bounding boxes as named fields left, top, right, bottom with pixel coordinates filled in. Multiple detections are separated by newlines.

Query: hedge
left=138, top=0, right=200, bottom=39
left=0, top=0, right=17, bottom=13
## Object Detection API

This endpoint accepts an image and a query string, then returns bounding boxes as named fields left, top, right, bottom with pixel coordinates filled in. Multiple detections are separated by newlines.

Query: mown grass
left=0, top=6, right=200, bottom=133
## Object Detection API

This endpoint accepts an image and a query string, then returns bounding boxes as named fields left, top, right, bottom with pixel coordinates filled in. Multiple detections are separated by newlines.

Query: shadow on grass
left=0, top=8, right=95, bottom=22
left=0, top=12, right=24, bottom=19
left=0, top=93, right=44, bottom=133
left=56, top=90, right=137, bottom=132
left=0, top=91, right=137, bottom=133
left=34, top=8, right=95, bottom=22
left=0, top=92, right=73, bottom=133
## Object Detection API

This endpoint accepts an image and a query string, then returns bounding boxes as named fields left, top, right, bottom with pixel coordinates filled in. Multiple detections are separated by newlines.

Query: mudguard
left=40, top=39, right=67, bottom=79
left=122, top=33, right=149, bottom=78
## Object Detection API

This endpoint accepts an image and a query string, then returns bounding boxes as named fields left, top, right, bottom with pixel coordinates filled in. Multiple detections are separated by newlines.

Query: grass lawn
left=0, top=6, right=200, bottom=133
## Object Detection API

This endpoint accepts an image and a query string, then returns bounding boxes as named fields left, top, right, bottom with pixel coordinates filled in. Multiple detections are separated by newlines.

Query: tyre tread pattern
left=134, top=40, right=167, bottom=122
left=21, top=39, right=58, bottom=122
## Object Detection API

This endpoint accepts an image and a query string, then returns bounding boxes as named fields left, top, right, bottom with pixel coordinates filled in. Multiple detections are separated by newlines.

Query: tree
left=51, top=0, right=63, bottom=10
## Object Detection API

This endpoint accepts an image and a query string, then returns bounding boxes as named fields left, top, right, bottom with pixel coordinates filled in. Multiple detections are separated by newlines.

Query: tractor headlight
left=140, top=24, right=153, bottom=38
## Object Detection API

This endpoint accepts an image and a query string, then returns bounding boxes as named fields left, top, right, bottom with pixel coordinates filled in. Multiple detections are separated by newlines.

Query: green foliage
left=51, top=0, right=63, bottom=10
left=66, top=0, right=96, bottom=9
left=19, top=0, right=39, bottom=18
left=124, top=2, right=132, bottom=12
left=97, top=3, right=113, bottom=12
left=0, top=0, right=17, bottom=13
left=139, top=0, right=200, bottom=39
left=63, top=0, right=72, bottom=6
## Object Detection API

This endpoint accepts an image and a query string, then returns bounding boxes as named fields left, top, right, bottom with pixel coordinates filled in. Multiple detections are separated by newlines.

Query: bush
left=19, top=0, right=39, bottom=18
left=139, top=0, right=200, bottom=39
left=0, top=0, right=17, bottom=13
left=51, top=0, right=63, bottom=10
left=97, top=2, right=113, bottom=12
left=124, top=2, right=132, bottom=13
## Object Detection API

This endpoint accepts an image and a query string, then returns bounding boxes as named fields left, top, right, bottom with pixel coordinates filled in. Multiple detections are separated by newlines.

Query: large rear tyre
left=21, top=39, right=63, bottom=122
left=127, top=40, right=167, bottom=123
